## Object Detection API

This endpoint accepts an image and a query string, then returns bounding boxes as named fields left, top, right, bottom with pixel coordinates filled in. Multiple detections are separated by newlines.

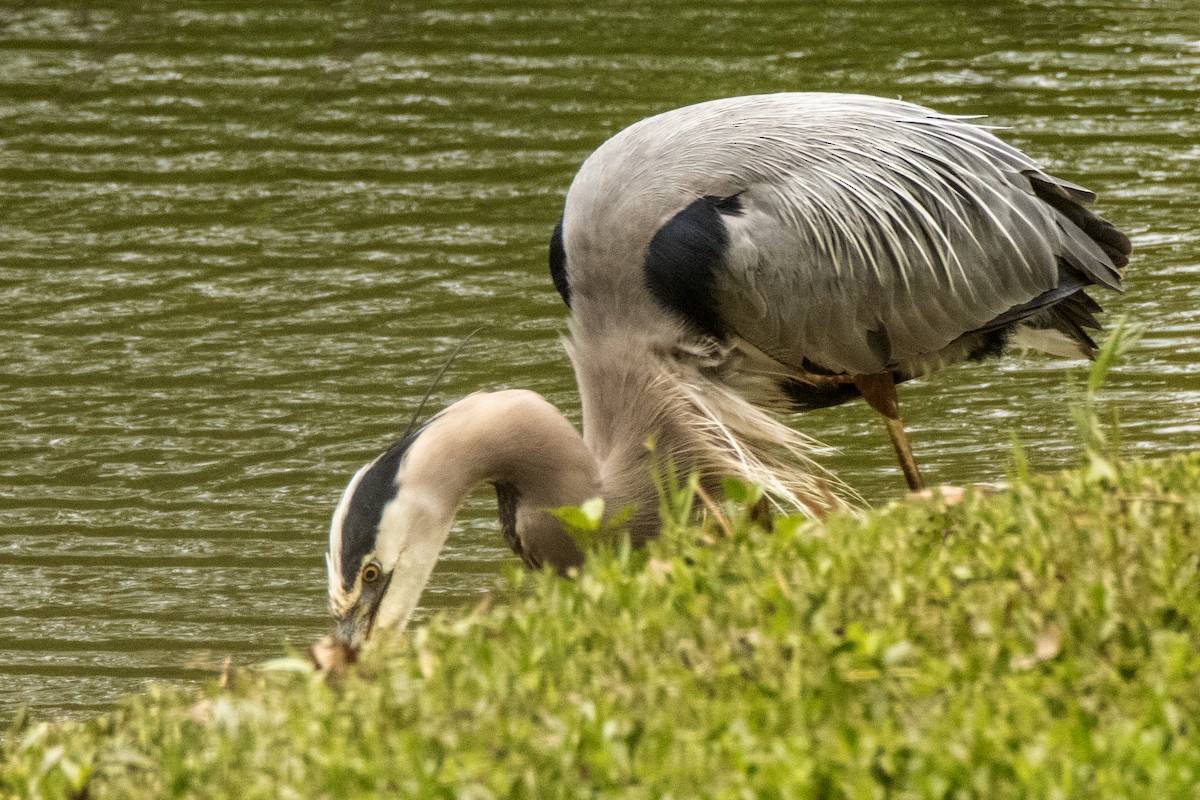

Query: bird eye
left=361, top=563, right=381, bottom=583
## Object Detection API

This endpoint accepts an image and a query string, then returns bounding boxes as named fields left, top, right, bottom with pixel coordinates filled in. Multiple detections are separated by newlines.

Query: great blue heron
left=324, top=93, right=1130, bottom=648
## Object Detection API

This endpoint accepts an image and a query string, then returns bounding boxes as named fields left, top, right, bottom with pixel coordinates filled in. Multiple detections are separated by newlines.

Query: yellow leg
left=853, top=373, right=925, bottom=493
left=882, top=415, right=925, bottom=492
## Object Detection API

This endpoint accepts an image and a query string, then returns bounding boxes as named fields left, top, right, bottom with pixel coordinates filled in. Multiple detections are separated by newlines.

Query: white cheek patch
left=370, top=493, right=458, bottom=637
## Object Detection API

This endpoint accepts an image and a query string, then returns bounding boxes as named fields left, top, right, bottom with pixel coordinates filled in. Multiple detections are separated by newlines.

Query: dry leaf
left=309, top=634, right=358, bottom=674
left=1035, top=624, right=1062, bottom=661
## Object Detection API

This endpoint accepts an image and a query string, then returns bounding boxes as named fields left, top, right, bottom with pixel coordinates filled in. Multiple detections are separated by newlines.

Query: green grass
left=3, top=451, right=1199, bottom=799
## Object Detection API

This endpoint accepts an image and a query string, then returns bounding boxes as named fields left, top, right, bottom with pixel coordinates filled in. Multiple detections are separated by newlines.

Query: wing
left=708, top=96, right=1127, bottom=375
left=562, top=93, right=1130, bottom=377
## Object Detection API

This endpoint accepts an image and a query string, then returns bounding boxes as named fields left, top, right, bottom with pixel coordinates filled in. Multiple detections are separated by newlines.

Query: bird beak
left=333, top=613, right=370, bottom=651
left=331, top=571, right=398, bottom=650
left=311, top=603, right=372, bottom=672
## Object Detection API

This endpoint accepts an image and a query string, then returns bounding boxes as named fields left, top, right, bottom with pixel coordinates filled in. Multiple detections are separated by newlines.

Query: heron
left=324, top=93, right=1130, bottom=649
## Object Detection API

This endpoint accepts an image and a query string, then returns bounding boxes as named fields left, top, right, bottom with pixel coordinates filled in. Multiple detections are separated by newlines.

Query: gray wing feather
left=562, top=93, right=1127, bottom=376
left=711, top=100, right=1074, bottom=374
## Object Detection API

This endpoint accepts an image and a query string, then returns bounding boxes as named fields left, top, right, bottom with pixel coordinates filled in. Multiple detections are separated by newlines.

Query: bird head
left=325, top=424, right=456, bottom=650
left=323, top=390, right=600, bottom=651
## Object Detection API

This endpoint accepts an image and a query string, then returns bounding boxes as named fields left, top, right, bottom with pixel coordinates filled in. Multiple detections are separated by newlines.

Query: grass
left=2, top=449, right=1199, bottom=799
left=5, top=327, right=1198, bottom=799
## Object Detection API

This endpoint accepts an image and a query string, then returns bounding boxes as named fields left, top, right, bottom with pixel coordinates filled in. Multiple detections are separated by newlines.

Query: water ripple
left=0, top=0, right=1196, bottom=719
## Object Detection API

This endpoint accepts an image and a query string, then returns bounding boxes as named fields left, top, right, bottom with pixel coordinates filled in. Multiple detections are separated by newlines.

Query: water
left=1, top=0, right=1196, bottom=720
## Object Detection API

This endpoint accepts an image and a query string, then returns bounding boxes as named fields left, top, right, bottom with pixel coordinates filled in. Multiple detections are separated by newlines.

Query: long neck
left=369, top=390, right=600, bottom=636
left=567, top=322, right=846, bottom=541
left=568, top=327, right=720, bottom=543
left=401, top=389, right=601, bottom=567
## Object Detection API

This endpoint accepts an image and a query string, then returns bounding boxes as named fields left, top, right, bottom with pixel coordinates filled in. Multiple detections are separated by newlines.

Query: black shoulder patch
left=336, top=425, right=424, bottom=593
left=644, top=195, right=741, bottom=339
left=549, top=217, right=570, bottom=307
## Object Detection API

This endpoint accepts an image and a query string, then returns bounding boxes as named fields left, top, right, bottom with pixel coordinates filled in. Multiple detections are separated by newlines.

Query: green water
left=0, top=1, right=1196, bottom=719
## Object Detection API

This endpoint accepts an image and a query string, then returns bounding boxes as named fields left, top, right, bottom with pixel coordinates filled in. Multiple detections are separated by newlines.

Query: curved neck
left=371, top=390, right=601, bottom=635
left=404, top=390, right=601, bottom=527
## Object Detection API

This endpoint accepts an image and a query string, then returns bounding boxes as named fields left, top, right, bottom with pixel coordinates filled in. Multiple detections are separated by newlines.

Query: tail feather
left=1053, top=290, right=1103, bottom=331
left=1027, top=171, right=1132, bottom=269
left=989, top=171, right=1130, bottom=360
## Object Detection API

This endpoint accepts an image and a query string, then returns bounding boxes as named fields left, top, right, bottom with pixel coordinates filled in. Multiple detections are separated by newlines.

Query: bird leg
left=852, top=373, right=925, bottom=492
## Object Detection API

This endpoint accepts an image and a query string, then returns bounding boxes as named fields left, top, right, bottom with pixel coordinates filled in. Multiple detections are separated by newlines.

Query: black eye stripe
left=336, top=424, right=426, bottom=593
